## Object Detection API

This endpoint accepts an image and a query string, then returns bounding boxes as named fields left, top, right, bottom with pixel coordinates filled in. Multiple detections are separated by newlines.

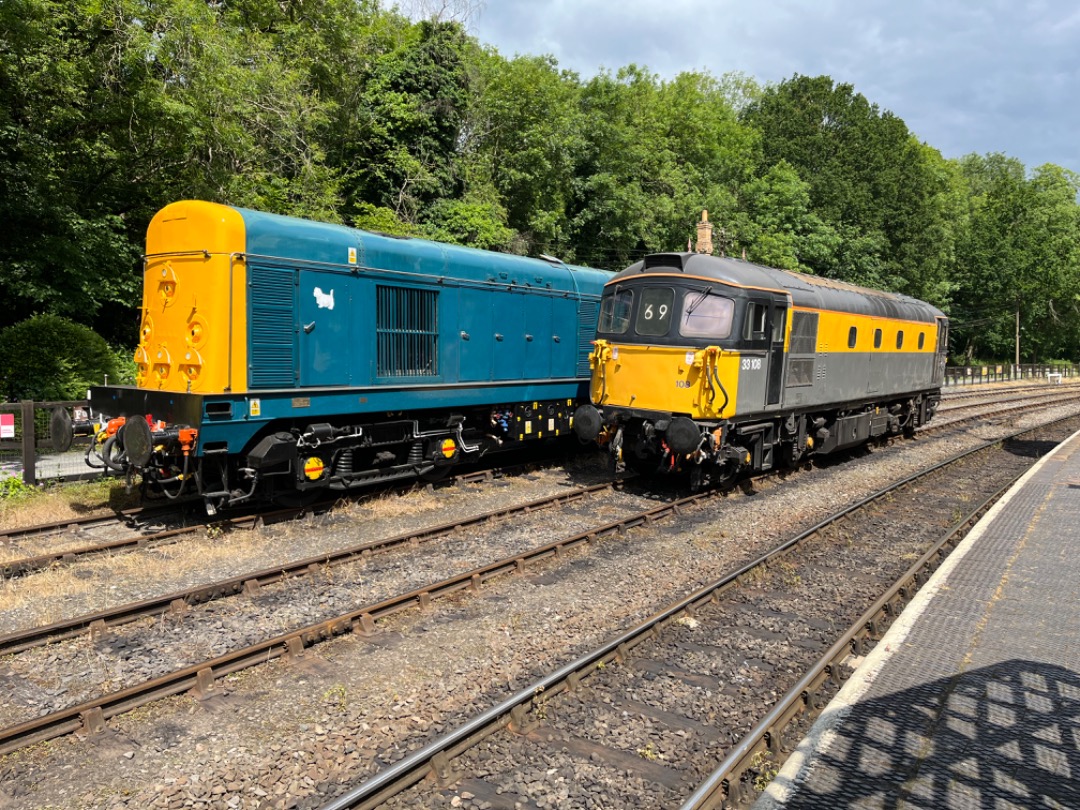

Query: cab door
left=766, top=303, right=787, bottom=406
left=739, top=298, right=771, bottom=412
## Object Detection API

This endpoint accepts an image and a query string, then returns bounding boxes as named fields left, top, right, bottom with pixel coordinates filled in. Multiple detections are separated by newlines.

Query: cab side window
left=598, top=288, right=633, bottom=334
left=743, top=302, right=768, bottom=342
left=635, top=288, right=674, bottom=336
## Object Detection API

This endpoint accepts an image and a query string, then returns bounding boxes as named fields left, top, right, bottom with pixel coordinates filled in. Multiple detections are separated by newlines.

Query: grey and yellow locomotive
left=573, top=252, right=948, bottom=487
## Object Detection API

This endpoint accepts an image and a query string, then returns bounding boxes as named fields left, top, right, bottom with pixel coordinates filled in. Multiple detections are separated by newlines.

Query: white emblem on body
left=313, top=287, right=335, bottom=310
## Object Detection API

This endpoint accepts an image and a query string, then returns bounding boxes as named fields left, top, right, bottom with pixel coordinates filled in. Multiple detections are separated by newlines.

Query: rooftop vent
left=643, top=253, right=688, bottom=271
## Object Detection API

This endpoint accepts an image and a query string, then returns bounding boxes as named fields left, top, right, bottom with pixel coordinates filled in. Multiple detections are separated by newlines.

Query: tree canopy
left=3, top=0, right=1079, bottom=364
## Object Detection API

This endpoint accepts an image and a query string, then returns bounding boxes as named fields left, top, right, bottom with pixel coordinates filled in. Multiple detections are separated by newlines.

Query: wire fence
left=943, top=364, right=1080, bottom=386
left=0, top=399, right=104, bottom=485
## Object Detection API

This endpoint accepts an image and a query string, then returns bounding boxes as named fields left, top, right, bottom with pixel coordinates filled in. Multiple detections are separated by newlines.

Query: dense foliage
left=0, top=315, right=123, bottom=400
left=2, top=0, right=1079, bottom=368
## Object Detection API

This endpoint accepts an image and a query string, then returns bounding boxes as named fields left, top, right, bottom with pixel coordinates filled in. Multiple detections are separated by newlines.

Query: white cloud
left=472, top=0, right=1080, bottom=170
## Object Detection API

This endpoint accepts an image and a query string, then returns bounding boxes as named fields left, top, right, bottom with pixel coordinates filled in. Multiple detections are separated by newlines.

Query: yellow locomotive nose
left=589, top=341, right=738, bottom=420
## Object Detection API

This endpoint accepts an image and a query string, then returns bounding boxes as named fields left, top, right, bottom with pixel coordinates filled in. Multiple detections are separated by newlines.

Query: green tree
left=331, top=17, right=472, bottom=225
left=570, top=66, right=757, bottom=268
left=458, top=51, right=585, bottom=256
left=730, top=160, right=838, bottom=271
left=0, top=0, right=144, bottom=335
left=742, top=75, right=956, bottom=301
left=0, top=0, right=346, bottom=344
left=951, top=155, right=1080, bottom=363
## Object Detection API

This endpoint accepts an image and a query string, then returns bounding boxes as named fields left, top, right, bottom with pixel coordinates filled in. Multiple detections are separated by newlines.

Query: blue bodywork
left=94, top=207, right=610, bottom=459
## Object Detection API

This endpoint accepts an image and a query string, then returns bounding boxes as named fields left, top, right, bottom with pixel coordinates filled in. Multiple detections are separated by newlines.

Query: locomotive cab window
left=635, top=287, right=674, bottom=336
left=680, top=290, right=734, bottom=338
left=847, top=326, right=857, bottom=349
left=772, top=307, right=787, bottom=342
left=896, top=330, right=904, bottom=349
left=743, top=302, right=768, bottom=342
left=874, top=328, right=883, bottom=349
left=598, top=288, right=633, bottom=334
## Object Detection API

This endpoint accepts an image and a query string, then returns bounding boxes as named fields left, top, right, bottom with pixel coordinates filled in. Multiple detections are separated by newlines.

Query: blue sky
left=467, top=0, right=1080, bottom=173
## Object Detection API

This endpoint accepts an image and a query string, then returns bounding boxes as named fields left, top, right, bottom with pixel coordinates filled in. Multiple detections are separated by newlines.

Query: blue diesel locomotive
left=89, top=201, right=610, bottom=512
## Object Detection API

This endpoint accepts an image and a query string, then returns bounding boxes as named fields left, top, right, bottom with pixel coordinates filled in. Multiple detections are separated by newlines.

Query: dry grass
left=0, top=524, right=269, bottom=625
left=333, top=487, right=442, bottom=519
left=0, top=479, right=139, bottom=532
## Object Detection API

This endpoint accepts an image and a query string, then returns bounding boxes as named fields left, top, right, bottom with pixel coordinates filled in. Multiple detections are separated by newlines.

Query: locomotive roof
left=234, top=206, right=617, bottom=295
left=613, top=253, right=945, bottom=323
left=200, top=202, right=612, bottom=295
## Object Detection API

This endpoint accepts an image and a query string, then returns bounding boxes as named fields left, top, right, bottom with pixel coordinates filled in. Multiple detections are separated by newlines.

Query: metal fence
left=0, top=399, right=103, bottom=485
left=943, top=364, right=1080, bottom=386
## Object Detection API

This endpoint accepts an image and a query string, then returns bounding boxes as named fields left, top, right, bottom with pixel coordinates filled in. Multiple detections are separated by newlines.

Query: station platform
left=757, top=428, right=1080, bottom=810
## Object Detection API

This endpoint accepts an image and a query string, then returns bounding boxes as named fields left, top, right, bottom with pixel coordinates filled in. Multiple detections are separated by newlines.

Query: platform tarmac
left=756, top=428, right=1080, bottom=810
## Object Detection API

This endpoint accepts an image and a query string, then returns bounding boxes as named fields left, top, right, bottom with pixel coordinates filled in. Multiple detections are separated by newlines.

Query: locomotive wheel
left=711, top=460, right=741, bottom=491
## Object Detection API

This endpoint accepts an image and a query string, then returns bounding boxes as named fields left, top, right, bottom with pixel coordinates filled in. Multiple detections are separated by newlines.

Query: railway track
left=0, top=481, right=620, bottom=657
left=3, top=393, right=1080, bottom=807
left=0, top=508, right=273, bottom=578
left=2, top=389, right=1057, bottom=655
left=935, top=385, right=1080, bottom=415
left=940, top=379, right=1080, bottom=400
left=923, top=387, right=1080, bottom=432
left=0, top=479, right=638, bottom=754
left=0, top=502, right=193, bottom=544
left=0, top=464, right=552, bottom=579
left=316, top=414, right=1080, bottom=810
left=0, top=400, right=1073, bottom=763
left=3, top=385, right=1073, bottom=581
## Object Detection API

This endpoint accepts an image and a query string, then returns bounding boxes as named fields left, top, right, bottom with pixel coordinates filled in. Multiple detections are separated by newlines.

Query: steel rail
left=921, top=391, right=1080, bottom=436
left=936, top=388, right=1080, bottom=415
left=316, top=413, right=1077, bottom=810
left=678, top=471, right=1024, bottom=809
left=0, top=482, right=616, bottom=657
left=0, top=510, right=277, bottom=577
left=0, top=462, right=557, bottom=575
left=0, top=480, right=655, bottom=756
left=0, top=505, right=169, bottom=544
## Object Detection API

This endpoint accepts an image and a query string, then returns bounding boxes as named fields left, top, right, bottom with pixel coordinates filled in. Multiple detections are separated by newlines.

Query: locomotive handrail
left=228, top=251, right=604, bottom=297
left=142, top=250, right=211, bottom=260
